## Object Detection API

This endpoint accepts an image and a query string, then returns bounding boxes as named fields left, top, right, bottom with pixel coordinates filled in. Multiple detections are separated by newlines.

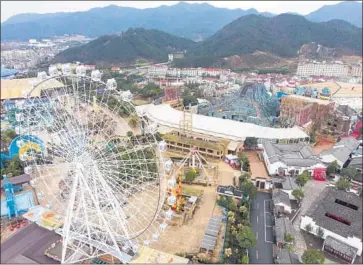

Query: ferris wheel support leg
left=61, top=171, right=80, bottom=263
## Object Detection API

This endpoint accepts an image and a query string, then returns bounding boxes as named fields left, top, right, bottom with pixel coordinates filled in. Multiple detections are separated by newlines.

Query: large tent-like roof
left=136, top=104, right=308, bottom=141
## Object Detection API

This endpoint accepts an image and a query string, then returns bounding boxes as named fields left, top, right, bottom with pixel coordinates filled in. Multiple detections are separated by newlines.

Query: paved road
left=249, top=191, right=274, bottom=264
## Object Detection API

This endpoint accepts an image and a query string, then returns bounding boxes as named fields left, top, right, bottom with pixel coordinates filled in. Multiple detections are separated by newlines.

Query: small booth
left=224, top=154, right=239, bottom=169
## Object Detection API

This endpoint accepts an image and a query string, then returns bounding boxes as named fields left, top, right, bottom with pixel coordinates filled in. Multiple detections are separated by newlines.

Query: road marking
left=256, top=202, right=259, bottom=209
left=257, top=216, right=258, bottom=223
left=264, top=200, right=267, bottom=242
left=256, top=232, right=258, bottom=239
left=256, top=250, right=259, bottom=259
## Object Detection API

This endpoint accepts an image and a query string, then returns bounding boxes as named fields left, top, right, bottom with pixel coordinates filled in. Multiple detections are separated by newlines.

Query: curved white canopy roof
left=136, top=104, right=308, bottom=141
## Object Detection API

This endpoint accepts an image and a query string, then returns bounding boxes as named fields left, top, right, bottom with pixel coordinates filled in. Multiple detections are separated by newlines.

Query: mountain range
left=54, top=14, right=362, bottom=68
left=1, top=1, right=362, bottom=41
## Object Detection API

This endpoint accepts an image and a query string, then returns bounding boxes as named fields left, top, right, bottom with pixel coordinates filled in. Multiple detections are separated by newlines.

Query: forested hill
left=173, top=13, right=362, bottom=67
left=53, top=28, right=195, bottom=65
left=188, top=14, right=362, bottom=58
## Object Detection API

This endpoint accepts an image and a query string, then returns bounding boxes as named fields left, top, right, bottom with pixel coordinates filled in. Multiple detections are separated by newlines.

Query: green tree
left=126, top=131, right=134, bottom=138
left=182, top=95, right=198, bottom=107
left=241, top=255, right=249, bottom=264
left=326, top=161, right=339, bottom=176
left=335, top=178, right=351, bottom=190
left=292, top=188, right=304, bottom=202
left=305, top=223, right=313, bottom=233
left=239, top=205, right=248, bottom=214
left=316, top=226, right=324, bottom=238
left=4, top=155, right=24, bottom=177
left=236, top=226, right=257, bottom=249
left=140, top=83, right=164, bottom=98
left=284, top=232, right=294, bottom=243
left=309, top=128, right=316, bottom=144
left=240, top=181, right=257, bottom=199
left=228, top=201, right=237, bottom=212
left=128, top=115, right=139, bottom=129
left=224, top=248, right=232, bottom=258
left=238, top=152, right=250, bottom=171
left=239, top=172, right=251, bottom=185
left=185, top=169, right=196, bottom=183
left=296, top=170, right=310, bottom=186
left=1, top=129, right=17, bottom=144
left=302, top=249, right=325, bottom=264
left=341, top=167, right=360, bottom=180
left=244, top=137, right=258, bottom=150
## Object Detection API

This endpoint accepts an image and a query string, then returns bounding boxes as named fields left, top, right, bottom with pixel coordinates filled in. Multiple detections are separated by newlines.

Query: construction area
left=279, top=93, right=359, bottom=138
left=198, top=83, right=280, bottom=127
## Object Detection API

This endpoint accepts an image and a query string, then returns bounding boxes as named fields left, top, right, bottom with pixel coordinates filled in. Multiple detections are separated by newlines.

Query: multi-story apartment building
left=351, top=62, right=362, bottom=77
left=297, top=61, right=362, bottom=78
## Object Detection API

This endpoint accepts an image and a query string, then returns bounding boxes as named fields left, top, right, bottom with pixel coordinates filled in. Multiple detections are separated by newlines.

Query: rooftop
left=276, top=249, right=300, bottom=264
left=1, top=223, right=61, bottom=264
left=130, top=246, right=189, bottom=264
left=321, top=137, right=360, bottom=164
left=264, top=142, right=322, bottom=167
left=273, top=189, right=291, bottom=209
left=324, top=236, right=358, bottom=258
left=0, top=78, right=63, bottom=100
left=1, top=174, right=30, bottom=187
left=136, top=104, right=308, bottom=141
left=275, top=217, right=294, bottom=244
left=305, top=187, right=362, bottom=239
left=286, top=94, right=331, bottom=105
left=272, top=176, right=300, bottom=190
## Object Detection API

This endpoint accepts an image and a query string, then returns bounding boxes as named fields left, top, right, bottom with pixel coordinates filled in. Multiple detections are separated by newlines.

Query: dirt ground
left=217, top=161, right=239, bottom=186
left=151, top=185, right=220, bottom=254
left=312, top=138, right=335, bottom=155
left=245, top=151, right=269, bottom=179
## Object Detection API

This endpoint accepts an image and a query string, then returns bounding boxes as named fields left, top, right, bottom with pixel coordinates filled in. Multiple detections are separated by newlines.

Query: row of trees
left=219, top=196, right=255, bottom=264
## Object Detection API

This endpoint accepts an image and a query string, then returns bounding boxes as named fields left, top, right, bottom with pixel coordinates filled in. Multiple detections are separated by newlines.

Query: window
left=335, top=199, right=358, bottom=210
left=325, top=212, right=351, bottom=225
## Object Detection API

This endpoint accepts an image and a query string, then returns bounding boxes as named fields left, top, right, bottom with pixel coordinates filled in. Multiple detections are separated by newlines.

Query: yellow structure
left=93, top=95, right=99, bottom=112
left=19, top=142, right=41, bottom=157
left=0, top=78, right=63, bottom=100
left=163, top=132, right=228, bottom=160
left=130, top=246, right=189, bottom=264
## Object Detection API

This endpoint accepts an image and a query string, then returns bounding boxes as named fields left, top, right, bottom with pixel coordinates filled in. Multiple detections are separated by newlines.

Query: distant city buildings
left=148, top=66, right=231, bottom=78
left=1, top=35, right=91, bottom=70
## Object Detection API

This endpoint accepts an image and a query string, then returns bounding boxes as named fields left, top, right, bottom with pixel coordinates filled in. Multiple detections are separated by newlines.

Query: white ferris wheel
left=15, top=64, right=170, bottom=263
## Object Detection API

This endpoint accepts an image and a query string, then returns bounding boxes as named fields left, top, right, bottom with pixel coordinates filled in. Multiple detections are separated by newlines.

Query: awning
left=227, top=141, right=240, bottom=151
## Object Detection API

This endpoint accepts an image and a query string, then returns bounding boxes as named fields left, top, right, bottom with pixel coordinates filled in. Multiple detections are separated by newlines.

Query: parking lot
left=249, top=192, right=273, bottom=264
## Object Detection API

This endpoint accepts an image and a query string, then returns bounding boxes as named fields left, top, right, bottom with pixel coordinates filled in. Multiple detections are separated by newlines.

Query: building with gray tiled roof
left=275, top=217, right=295, bottom=247
left=261, top=142, right=325, bottom=176
left=320, top=137, right=360, bottom=168
left=275, top=249, right=301, bottom=264
left=300, top=187, right=362, bottom=262
left=272, top=189, right=292, bottom=214
left=323, top=236, right=359, bottom=263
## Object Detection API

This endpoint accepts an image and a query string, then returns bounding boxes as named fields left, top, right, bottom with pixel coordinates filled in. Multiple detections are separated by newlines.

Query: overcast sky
left=1, top=1, right=343, bottom=23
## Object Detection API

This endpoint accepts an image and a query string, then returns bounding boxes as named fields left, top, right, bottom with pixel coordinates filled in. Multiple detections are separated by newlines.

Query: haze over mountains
left=1, top=1, right=362, bottom=41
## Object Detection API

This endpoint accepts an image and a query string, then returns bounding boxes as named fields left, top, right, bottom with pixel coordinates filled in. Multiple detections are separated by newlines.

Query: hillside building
left=296, top=61, right=361, bottom=78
